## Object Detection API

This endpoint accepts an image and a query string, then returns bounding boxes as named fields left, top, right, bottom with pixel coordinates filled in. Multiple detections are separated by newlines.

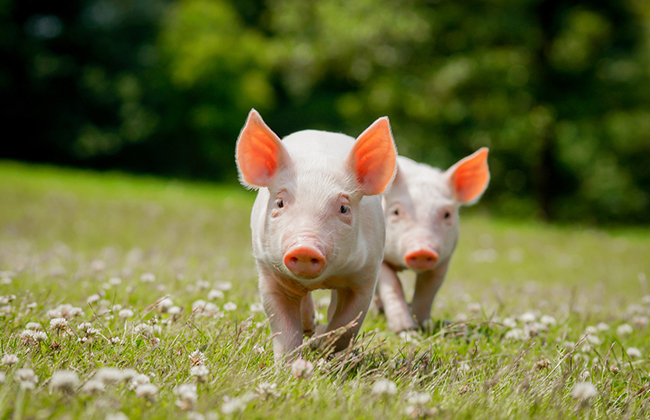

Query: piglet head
left=383, top=148, right=490, bottom=271
left=236, top=109, right=396, bottom=280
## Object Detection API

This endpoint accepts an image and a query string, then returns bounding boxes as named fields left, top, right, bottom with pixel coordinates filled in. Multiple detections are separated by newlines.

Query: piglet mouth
left=404, top=248, right=439, bottom=271
left=283, top=244, right=326, bottom=279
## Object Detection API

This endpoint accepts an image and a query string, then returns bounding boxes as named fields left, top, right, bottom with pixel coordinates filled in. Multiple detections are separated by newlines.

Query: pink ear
left=347, top=117, right=397, bottom=196
left=235, top=109, right=288, bottom=188
left=448, top=148, right=490, bottom=203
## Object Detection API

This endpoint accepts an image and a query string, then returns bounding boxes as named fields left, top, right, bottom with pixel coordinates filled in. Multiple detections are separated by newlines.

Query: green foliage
left=2, top=0, right=650, bottom=223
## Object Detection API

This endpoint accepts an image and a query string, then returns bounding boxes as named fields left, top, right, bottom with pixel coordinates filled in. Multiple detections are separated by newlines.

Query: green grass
left=0, top=160, right=648, bottom=419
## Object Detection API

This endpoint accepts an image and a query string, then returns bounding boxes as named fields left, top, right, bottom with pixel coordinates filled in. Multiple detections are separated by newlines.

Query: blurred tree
left=1, top=0, right=649, bottom=223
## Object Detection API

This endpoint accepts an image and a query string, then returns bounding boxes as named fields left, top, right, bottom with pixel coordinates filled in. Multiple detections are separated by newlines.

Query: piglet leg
left=301, top=292, right=316, bottom=336
left=411, top=260, right=449, bottom=326
left=323, top=285, right=374, bottom=352
left=377, top=262, right=416, bottom=332
left=259, top=271, right=304, bottom=359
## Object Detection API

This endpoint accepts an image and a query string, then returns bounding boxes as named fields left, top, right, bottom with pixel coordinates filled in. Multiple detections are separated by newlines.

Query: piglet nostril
left=283, top=246, right=326, bottom=279
left=404, top=249, right=439, bottom=271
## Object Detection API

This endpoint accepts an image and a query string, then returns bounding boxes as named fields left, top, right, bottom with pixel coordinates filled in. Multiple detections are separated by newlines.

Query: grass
left=0, top=160, right=649, bottom=419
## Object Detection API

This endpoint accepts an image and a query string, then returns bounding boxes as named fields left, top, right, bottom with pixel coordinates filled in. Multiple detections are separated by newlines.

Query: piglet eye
left=444, top=211, right=451, bottom=219
left=340, top=205, right=350, bottom=214
left=393, top=209, right=399, bottom=216
left=276, top=199, right=284, bottom=208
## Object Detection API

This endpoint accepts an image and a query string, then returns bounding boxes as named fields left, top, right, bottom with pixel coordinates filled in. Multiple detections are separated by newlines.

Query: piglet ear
left=447, top=147, right=490, bottom=204
left=347, top=117, right=397, bottom=196
left=235, top=109, right=289, bottom=189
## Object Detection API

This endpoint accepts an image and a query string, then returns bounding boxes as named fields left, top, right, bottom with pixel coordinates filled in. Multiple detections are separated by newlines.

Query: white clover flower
left=455, top=313, right=468, bottom=322
left=128, top=374, right=150, bottom=390
left=467, top=302, right=481, bottom=313
left=223, top=302, right=237, bottom=312
left=21, top=330, right=35, bottom=340
left=221, top=396, right=246, bottom=414
left=48, top=304, right=83, bottom=319
left=371, top=379, right=397, bottom=396
left=255, top=382, right=280, bottom=399
left=596, top=322, right=610, bottom=331
left=0, top=277, right=11, bottom=285
left=106, top=412, right=129, bottom=420
left=140, top=273, right=156, bottom=283
left=0, top=305, right=12, bottom=316
left=108, top=277, right=122, bottom=286
left=399, top=330, right=420, bottom=344
left=196, top=280, right=211, bottom=290
left=135, top=383, right=158, bottom=399
left=291, top=359, right=314, bottom=379
left=95, top=367, right=123, bottom=385
left=119, top=369, right=138, bottom=382
left=2, top=354, right=19, bottom=366
left=50, top=317, right=68, bottom=331
left=25, top=322, right=42, bottom=330
left=633, top=316, right=649, bottom=329
left=406, top=391, right=431, bottom=406
left=213, top=281, right=232, bottom=291
left=133, top=323, right=154, bottom=337
left=250, top=302, right=264, bottom=312
left=33, top=331, right=47, bottom=342
left=175, top=384, right=198, bottom=410
left=626, top=347, right=642, bottom=359
left=82, top=379, right=105, bottom=395
left=118, top=309, right=134, bottom=319
left=158, top=298, right=174, bottom=312
left=110, top=337, right=122, bottom=345
left=192, top=300, right=207, bottom=311
left=585, top=325, right=598, bottom=334
left=207, top=290, right=225, bottom=300
left=189, top=350, right=207, bottom=366
left=50, top=370, right=80, bottom=393
left=87, top=294, right=101, bottom=304
left=314, top=312, right=325, bottom=322
left=112, top=304, right=122, bottom=312
left=0, top=371, right=5, bottom=384
left=571, top=382, right=598, bottom=400
left=502, top=317, right=517, bottom=328
left=78, top=322, right=93, bottom=332
left=190, top=365, right=209, bottom=383
left=0, top=294, right=15, bottom=305
left=15, top=368, right=38, bottom=390
left=642, top=295, right=650, bottom=305
left=586, top=335, right=602, bottom=345
left=168, top=306, right=182, bottom=315
left=520, top=312, right=537, bottom=323
left=539, top=315, right=556, bottom=326
left=505, top=328, right=526, bottom=341
left=617, top=324, right=633, bottom=336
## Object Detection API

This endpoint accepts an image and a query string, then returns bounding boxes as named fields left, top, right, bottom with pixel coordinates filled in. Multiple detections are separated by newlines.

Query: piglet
left=235, top=110, right=397, bottom=358
left=377, top=148, right=490, bottom=332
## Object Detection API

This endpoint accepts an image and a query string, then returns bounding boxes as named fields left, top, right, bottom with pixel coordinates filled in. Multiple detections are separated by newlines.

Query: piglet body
left=236, top=110, right=397, bottom=358
left=378, top=149, right=490, bottom=332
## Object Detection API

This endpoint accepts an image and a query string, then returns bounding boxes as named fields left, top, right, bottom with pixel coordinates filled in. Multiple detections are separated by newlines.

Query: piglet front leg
left=258, top=270, right=304, bottom=359
left=377, top=263, right=416, bottom=333
left=411, top=260, right=449, bottom=326
left=321, top=283, right=375, bottom=353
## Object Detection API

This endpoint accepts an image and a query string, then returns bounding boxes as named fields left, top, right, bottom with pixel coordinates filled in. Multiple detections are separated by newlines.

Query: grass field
left=0, top=160, right=649, bottom=420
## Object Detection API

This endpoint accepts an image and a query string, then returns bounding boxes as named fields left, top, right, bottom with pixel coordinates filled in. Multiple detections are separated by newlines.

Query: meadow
left=0, top=160, right=649, bottom=419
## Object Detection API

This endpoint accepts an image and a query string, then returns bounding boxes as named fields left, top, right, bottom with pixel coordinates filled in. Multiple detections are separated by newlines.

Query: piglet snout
left=404, top=249, right=439, bottom=271
left=284, top=245, right=326, bottom=278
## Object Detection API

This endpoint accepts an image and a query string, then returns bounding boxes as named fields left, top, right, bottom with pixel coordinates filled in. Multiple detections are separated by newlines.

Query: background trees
left=2, top=0, right=649, bottom=223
